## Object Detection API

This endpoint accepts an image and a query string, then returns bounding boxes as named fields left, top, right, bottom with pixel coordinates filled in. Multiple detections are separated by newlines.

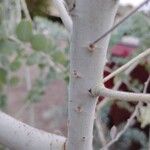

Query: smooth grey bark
left=67, top=0, right=118, bottom=150
left=0, top=111, right=66, bottom=150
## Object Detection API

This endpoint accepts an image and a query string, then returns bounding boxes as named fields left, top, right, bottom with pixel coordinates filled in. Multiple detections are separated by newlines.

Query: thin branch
left=100, top=102, right=141, bottom=150
left=9, top=36, right=64, bottom=122
left=96, top=64, right=139, bottom=146
left=101, top=75, right=150, bottom=150
left=92, top=86, right=150, bottom=102
left=9, top=36, right=64, bottom=73
left=97, top=62, right=138, bottom=111
left=29, top=103, right=35, bottom=126
left=25, top=67, right=32, bottom=91
left=144, top=75, right=150, bottom=93
left=95, top=80, right=124, bottom=149
left=96, top=54, right=149, bottom=149
left=96, top=80, right=122, bottom=111
left=90, top=0, right=150, bottom=46
left=40, top=52, right=65, bottom=73
left=25, top=67, right=35, bottom=126
left=149, top=124, right=150, bottom=150
left=95, top=117, right=107, bottom=148
left=20, top=0, right=32, bottom=21
left=103, top=48, right=150, bottom=83
left=53, top=0, right=73, bottom=32
left=20, top=1, right=30, bottom=19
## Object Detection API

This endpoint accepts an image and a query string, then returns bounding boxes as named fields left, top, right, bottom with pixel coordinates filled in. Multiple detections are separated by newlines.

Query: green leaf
left=46, top=67, right=57, bottom=81
left=0, top=94, right=7, bottom=108
left=27, top=79, right=45, bottom=103
left=16, top=20, right=33, bottom=42
left=0, top=25, right=7, bottom=40
left=31, top=34, right=49, bottom=51
left=9, top=76, right=20, bottom=86
left=0, top=55, right=9, bottom=67
left=0, top=40, right=18, bottom=55
left=0, top=68, right=7, bottom=87
left=26, top=52, right=41, bottom=66
left=51, top=51, right=67, bottom=65
left=38, top=63, right=46, bottom=69
left=10, top=58, right=21, bottom=71
left=64, top=75, right=69, bottom=84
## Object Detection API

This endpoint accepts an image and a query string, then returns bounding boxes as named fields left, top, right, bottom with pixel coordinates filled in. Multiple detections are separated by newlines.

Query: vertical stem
left=0, top=0, right=21, bottom=35
left=24, top=67, right=35, bottom=126
left=20, top=0, right=32, bottom=21
left=67, top=1, right=118, bottom=150
left=25, top=67, right=32, bottom=91
left=29, top=103, right=35, bottom=126
left=148, top=127, right=150, bottom=149
left=95, top=116, right=107, bottom=148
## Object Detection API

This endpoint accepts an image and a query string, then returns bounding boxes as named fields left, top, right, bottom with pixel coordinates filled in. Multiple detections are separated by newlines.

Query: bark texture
left=0, top=111, right=66, bottom=150
left=67, top=0, right=118, bottom=150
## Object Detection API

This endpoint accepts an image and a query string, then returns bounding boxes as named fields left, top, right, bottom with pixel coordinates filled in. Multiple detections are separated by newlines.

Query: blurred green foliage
left=110, top=12, right=150, bottom=50
left=25, top=0, right=52, bottom=17
left=16, top=20, right=33, bottom=42
left=0, top=1, right=69, bottom=109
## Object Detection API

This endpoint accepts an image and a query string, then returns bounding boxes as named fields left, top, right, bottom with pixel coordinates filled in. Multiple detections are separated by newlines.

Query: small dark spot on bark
left=75, top=106, right=83, bottom=113
left=73, top=70, right=82, bottom=78
left=88, top=44, right=96, bottom=52
left=82, top=137, right=86, bottom=141
left=88, top=89, right=92, bottom=94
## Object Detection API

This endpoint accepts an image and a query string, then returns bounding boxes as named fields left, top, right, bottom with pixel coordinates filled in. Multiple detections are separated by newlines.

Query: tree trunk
left=67, top=0, right=118, bottom=150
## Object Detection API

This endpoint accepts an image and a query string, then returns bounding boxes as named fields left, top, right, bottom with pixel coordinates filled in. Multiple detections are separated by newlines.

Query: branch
left=144, top=76, right=150, bottom=93
left=0, top=111, right=66, bottom=150
left=52, top=0, right=73, bottom=32
left=25, top=66, right=32, bottom=91
left=100, top=102, right=141, bottom=150
left=96, top=80, right=122, bottom=110
left=91, top=86, right=150, bottom=102
left=20, top=0, right=32, bottom=21
left=95, top=115, right=107, bottom=148
left=100, top=75, right=150, bottom=150
left=103, top=48, right=150, bottom=83
left=90, top=0, right=150, bottom=46
left=95, top=80, right=127, bottom=149
left=95, top=50, right=149, bottom=148
left=9, top=36, right=64, bottom=73
left=97, top=61, right=138, bottom=111
left=95, top=61, right=139, bottom=145
left=96, top=53, right=148, bottom=146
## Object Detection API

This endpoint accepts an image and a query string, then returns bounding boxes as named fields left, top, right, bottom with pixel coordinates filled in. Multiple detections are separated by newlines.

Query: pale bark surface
left=67, top=0, right=118, bottom=150
left=0, top=111, right=66, bottom=150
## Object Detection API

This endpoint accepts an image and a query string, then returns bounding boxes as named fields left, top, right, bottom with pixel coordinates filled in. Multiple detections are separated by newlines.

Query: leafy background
left=0, top=0, right=150, bottom=150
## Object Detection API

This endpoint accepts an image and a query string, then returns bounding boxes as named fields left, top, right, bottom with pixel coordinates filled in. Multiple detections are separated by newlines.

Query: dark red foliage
left=130, top=64, right=149, bottom=83
left=109, top=103, right=131, bottom=127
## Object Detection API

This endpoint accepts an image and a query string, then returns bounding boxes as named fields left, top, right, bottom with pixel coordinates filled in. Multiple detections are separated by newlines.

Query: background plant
left=0, top=0, right=149, bottom=150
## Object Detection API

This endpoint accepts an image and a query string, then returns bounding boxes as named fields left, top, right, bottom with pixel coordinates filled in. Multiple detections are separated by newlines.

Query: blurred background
left=0, top=0, right=149, bottom=149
